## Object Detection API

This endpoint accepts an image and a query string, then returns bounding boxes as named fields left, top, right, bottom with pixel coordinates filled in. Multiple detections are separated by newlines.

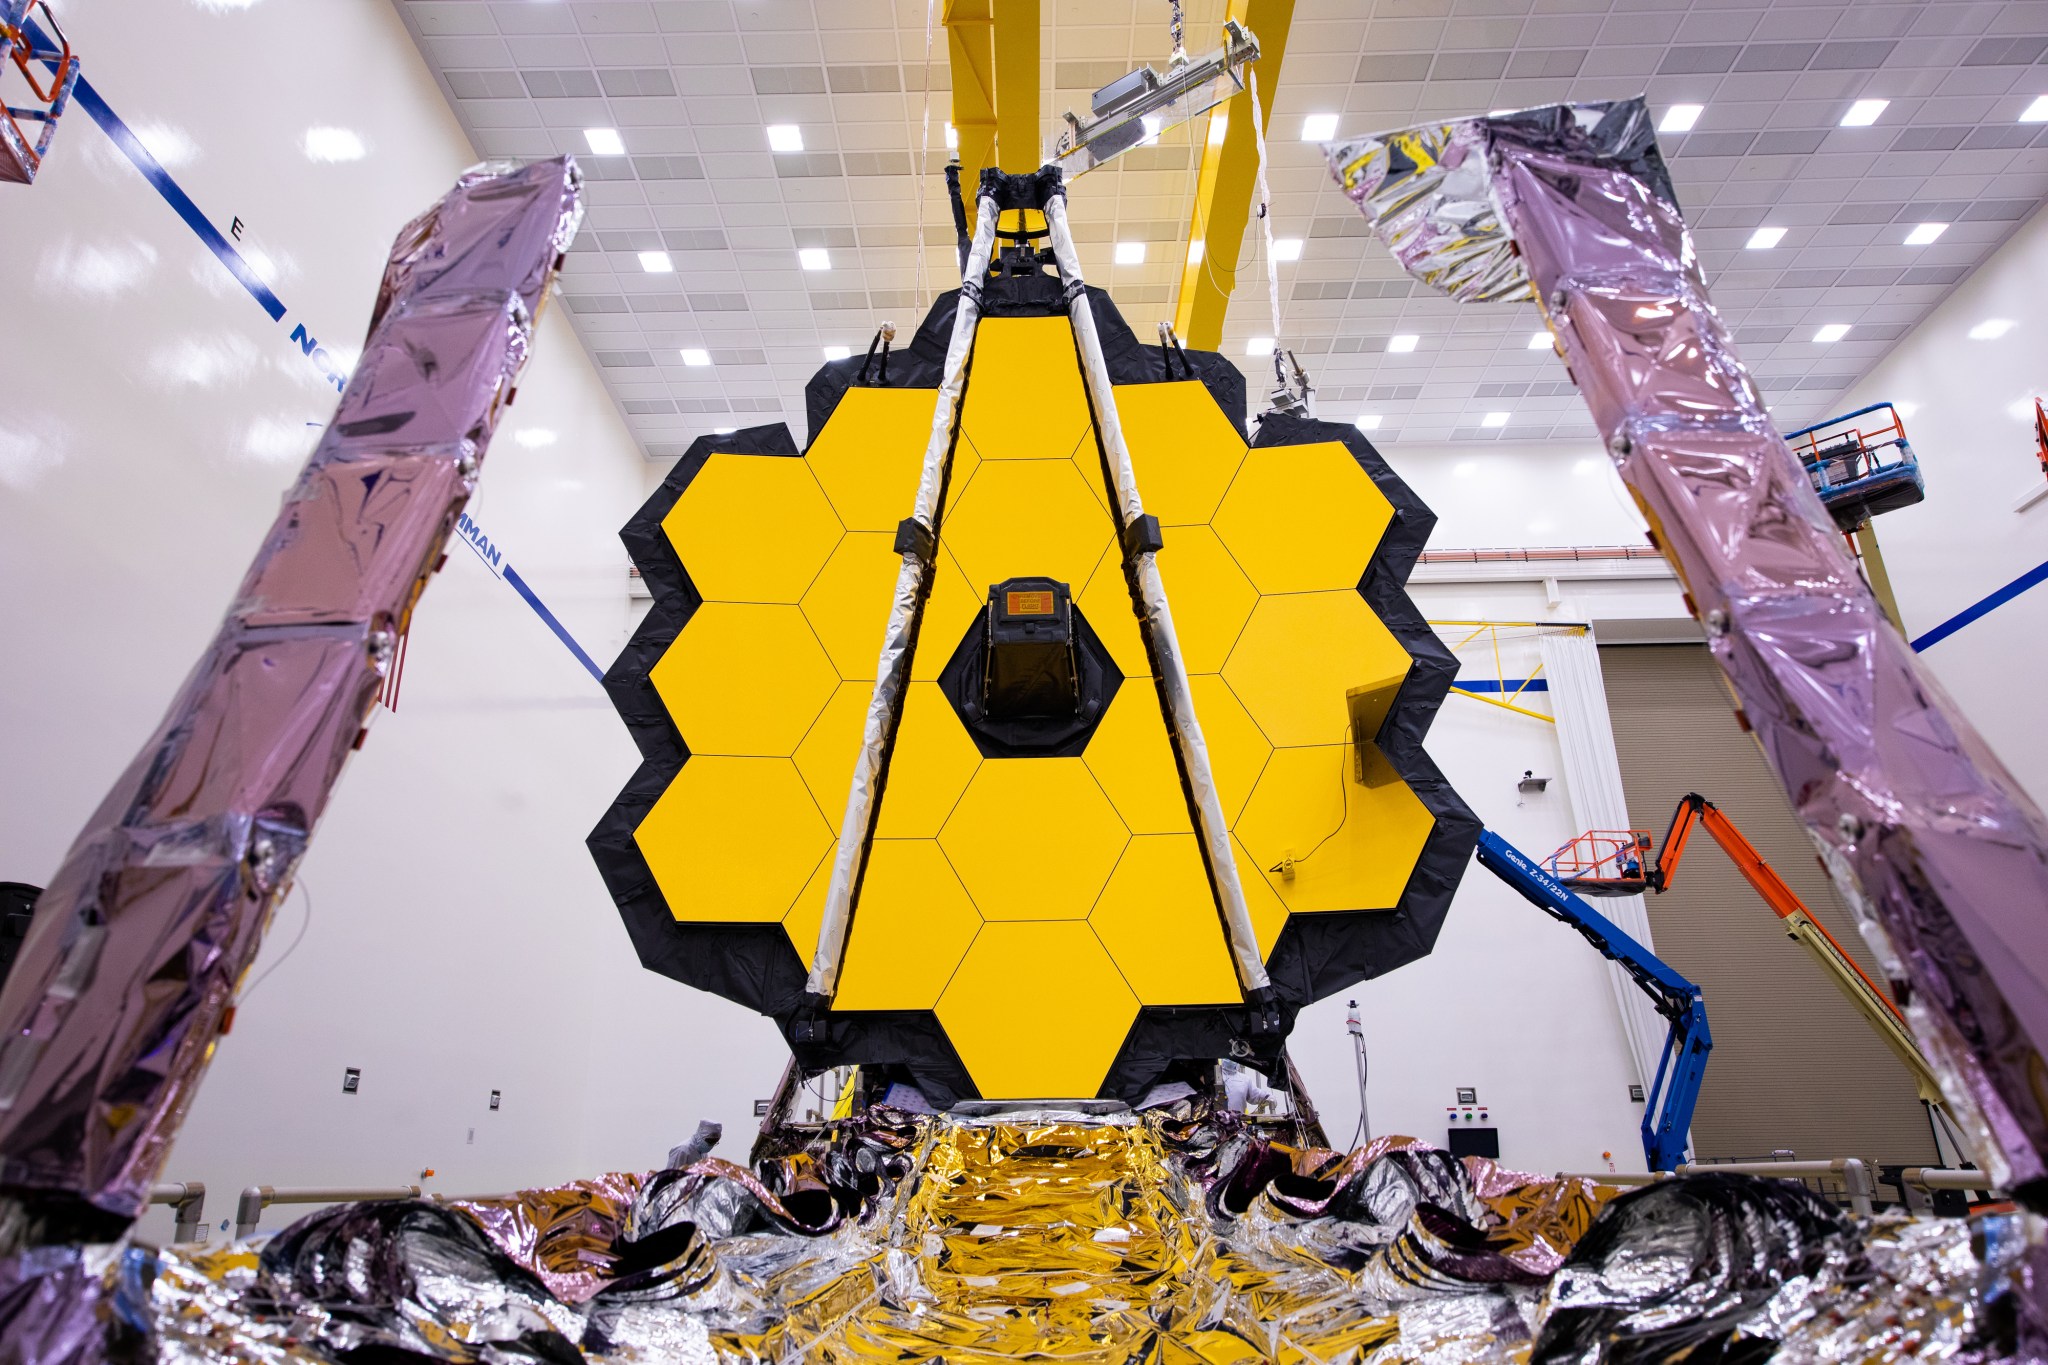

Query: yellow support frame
left=1172, top=0, right=1297, bottom=350
left=944, top=0, right=996, bottom=182
left=944, top=0, right=1040, bottom=183
left=1429, top=621, right=1582, bottom=724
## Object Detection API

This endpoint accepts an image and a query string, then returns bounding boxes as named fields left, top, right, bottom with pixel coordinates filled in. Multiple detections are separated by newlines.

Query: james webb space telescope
left=591, top=169, right=1477, bottom=1107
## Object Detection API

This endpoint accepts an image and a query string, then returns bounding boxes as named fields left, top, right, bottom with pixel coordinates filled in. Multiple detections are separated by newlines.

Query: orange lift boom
left=1547, top=794, right=1966, bottom=1151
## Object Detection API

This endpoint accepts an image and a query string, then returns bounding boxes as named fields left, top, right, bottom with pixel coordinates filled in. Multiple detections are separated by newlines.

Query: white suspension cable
left=1247, top=66, right=1284, bottom=354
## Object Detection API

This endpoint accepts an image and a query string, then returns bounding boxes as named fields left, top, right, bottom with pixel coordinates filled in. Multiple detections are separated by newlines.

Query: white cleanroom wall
left=1834, top=203, right=2048, bottom=808
left=0, top=0, right=782, bottom=1242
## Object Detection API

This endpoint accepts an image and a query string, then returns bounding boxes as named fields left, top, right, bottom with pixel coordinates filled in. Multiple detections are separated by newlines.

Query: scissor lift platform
left=1785, top=402, right=1924, bottom=533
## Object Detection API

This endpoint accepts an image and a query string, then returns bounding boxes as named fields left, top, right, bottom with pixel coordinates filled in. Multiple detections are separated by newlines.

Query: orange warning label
left=1006, top=590, right=1056, bottom=616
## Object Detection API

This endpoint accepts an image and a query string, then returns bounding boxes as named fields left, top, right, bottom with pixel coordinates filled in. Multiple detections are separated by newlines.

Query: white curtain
left=1539, top=629, right=1670, bottom=1100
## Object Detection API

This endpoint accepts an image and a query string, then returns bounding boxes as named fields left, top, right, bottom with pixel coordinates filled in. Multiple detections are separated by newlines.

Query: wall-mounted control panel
left=1446, top=1087, right=1498, bottom=1158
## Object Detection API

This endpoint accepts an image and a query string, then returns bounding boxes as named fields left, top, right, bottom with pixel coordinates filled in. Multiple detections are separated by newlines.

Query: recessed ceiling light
left=1273, top=237, right=1303, bottom=262
left=1387, top=334, right=1419, bottom=353
left=1208, top=113, right=1228, bottom=146
left=680, top=348, right=711, bottom=366
left=1246, top=336, right=1275, bottom=356
left=767, top=124, right=804, bottom=152
left=583, top=127, right=625, bottom=156
left=1188, top=239, right=1205, bottom=264
left=1746, top=226, right=1787, bottom=249
left=823, top=345, right=852, bottom=361
left=2021, top=95, right=2048, bottom=123
left=944, top=122, right=958, bottom=148
left=638, top=250, right=674, bottom=273
left=712, top=426, right=736, bottom=434
left=1659, top=104, right=1703, bottom=134
left=302, top=127, right=365, bottom=162
left=1355, top=414, right=1383, bottom=430
left=1526, top=331, right=1552, bottom=350
left=1840, top=99, right=1888, bottom=127
left=1903, top=222, right=1948, bottom=245
left=798, top=247, right=831, bottom=271
left=1301, top=113, right=1339, bottom=142
left=1482, top=411, right=1510, bottom=428
left=1115, top=241, right=1146, bottom=264
left=513, top=429, right=557, bottom=448
left=1969, top=318, right=2016, bottom=340
left=1813, top=323, right=1851, bottom=343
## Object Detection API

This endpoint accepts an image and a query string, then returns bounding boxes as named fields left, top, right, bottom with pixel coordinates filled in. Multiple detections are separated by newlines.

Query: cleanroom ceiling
left=397, top=0, right=2048, bottom=450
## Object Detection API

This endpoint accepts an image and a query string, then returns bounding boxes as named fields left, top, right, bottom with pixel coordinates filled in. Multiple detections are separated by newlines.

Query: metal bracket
left=1122, top=514, right=1164, bottom=559
left=893, top=518, right=936, bottom=563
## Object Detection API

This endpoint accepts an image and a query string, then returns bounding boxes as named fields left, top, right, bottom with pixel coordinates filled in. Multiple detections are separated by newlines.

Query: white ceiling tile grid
left=396, top=0, right=2048, bottom=454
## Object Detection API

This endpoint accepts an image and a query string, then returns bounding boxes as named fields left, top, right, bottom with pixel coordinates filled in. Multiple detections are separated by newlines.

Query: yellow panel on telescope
left=945, top=458, right=1114, bottom=596
left=665, top=454, right=843, bottom=603
left=1077, top=545, right=1151, bottom=679
left=637, top=756, right=832, bottom=923
left=1236, top=745, right=1436, bottom=916
left=652, top=603, right=838, bottom=757
left=1223, top=592, right=1410, bottom=749
left=936, top=921, right=1139, bottom=1099
left=1213, top=442, right=1394, bottom=595
left=1084, top=687, right=1196, bottom=836
left=959, top=316, right=1093, bottom=462
left=792, top=682, right=867, bottom=823
left=1090, top=835, right=1242, bottom=1006
left=801, top=533, right=901, bottom=680
left=913, top=548, right=981, bottom=683
left=874, top=684, right=983, bottom=839
left=834, top=841, right=984, bottom=1011
left=1117, top=380, right=1248, bottom=526
left=806, top=387, right=943, bottom=533
left=1189, top=674, right=1269, bottom=826
left=940, top=759, right=1129, bottom=920
left=1152, top=526, right=1257, bottom=674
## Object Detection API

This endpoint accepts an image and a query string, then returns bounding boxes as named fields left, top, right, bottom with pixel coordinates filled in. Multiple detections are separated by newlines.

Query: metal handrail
left=1417, top=545, right=1665, bottom=565
left=1556, top=1158, right=1876, bottom=1215
left=149, top=1181, right=206, bottom=1242
left=235, top=1184, right=421, bottom=1239
left=1897, top=1166, right=2002, bottom=1195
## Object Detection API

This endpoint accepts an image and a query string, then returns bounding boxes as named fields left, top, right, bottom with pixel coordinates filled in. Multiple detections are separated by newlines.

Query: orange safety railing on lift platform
left=1786, top=404, right=1909, bottom=474
left=1544, top=793, right=1965, bottom=1147
left=1782, top=402, right=1925, bottom=532
left=1543, top=830, right=1652, bottom=893
left=0, top=1, right=79, bottom=186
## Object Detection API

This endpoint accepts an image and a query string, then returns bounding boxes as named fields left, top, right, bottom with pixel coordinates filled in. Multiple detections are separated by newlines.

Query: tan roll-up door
left=1600, top=643, right=1935, bottom=1167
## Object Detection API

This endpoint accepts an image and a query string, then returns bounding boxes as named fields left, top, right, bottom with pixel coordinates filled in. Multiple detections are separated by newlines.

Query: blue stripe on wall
left=1910, top=556, right=2048, bottom=653
left=41, top=36, right=604, bottom=683
left=1453, top=678, right=1550, bottom=693
left=505, top=566, right=605, bottom=683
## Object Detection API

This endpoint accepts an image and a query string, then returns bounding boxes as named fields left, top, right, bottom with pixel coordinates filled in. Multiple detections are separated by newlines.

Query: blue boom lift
left=1475, top=829, right=1712, bottom=1172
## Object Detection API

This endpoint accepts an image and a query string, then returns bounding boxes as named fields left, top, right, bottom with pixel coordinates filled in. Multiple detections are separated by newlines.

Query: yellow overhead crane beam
left=944, top=0, right=1041, bottom=182
left=943, top=0, right=996, bottom=182
left=1173, top=0, right=1297, bottom=351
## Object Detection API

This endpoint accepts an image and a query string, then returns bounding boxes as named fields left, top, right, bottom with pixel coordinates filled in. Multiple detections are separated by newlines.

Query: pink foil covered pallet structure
left=1330, top=96, right=2048, bottom=1336
left=0, top=157, right=583, bottom=1240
